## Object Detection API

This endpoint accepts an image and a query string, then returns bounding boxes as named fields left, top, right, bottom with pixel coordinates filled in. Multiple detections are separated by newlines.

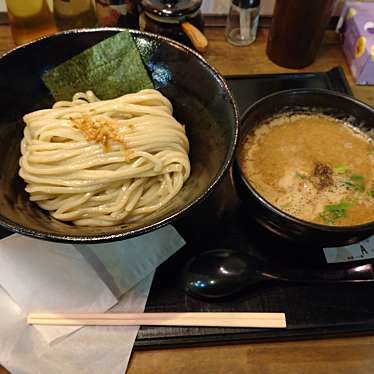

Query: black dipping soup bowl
left=234, top=88, right=374, bottom=247
left=0, top=28, right=238, bottom=242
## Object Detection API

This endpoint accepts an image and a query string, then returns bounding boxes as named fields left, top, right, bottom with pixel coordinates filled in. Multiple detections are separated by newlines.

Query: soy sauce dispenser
left=139, top=0, right=208, bottom=52
left=225, top=0, right=260, bottom=46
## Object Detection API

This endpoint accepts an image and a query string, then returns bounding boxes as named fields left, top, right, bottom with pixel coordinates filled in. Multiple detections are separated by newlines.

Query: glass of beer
left=6, top=0, right=57, bottom=45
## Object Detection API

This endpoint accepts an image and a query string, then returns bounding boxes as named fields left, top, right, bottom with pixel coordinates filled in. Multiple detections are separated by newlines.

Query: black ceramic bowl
left=0, top=28, right=238, bottom=242
left=234, top=88, right=374, bottom=247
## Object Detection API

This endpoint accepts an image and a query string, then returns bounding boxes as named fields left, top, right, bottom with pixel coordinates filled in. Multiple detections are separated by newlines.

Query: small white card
left=324, top=235, right=374, bottom=264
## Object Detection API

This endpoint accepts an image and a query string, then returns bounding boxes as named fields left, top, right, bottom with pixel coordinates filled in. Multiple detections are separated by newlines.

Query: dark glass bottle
left=266, top=0, right=335, bottom=69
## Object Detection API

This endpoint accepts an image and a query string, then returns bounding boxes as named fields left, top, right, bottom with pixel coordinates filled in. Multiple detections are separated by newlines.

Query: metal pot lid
left=140, top=0, right=202, bottom=18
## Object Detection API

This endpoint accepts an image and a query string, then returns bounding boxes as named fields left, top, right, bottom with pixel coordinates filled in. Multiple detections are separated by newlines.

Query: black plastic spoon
left=181, top=249, right=374, bottom=300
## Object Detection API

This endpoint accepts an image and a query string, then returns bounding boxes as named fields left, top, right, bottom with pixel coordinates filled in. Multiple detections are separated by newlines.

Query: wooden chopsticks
left=27, top=312, right=286, bottom=328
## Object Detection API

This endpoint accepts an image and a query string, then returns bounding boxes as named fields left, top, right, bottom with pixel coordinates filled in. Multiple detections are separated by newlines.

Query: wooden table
left=1, top=25, right=374, bottom=374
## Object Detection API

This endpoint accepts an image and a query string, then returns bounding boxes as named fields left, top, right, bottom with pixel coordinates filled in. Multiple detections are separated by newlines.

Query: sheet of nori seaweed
left=42, top=30, right=153, bottom=101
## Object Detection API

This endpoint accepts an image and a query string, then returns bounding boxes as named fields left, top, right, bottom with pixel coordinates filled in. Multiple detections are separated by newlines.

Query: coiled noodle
left=19, top=89, right=190, bottom=226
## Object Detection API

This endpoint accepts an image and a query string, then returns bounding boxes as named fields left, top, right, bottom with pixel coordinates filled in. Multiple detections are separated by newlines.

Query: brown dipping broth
left=239, top=113, right=374, bottom=227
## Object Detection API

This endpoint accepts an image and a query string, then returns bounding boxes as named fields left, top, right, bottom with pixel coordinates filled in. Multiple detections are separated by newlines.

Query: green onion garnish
left=320, top=200, right=352, bottom=225
left=369, top=186, right=374, bottom=198
left=342, top=175, right=365, bottom=192
left=334, top=164, right=348, bottom=174
left=295, top=171, right=306, bottom=179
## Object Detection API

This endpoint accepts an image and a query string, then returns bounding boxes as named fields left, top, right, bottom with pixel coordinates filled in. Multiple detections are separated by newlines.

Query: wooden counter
left=1, top=25, right=373, bottom=106
left=1, top=25, right=374, bottom=374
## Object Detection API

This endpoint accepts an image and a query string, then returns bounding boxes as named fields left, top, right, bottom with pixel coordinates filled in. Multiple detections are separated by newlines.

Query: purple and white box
left=337, top=1, right=374, bottom=85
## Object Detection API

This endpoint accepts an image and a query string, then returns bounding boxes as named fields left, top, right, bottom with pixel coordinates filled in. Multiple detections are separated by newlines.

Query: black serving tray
left=225, top=67, right=353, bottom=116
left=135, top=67, right=374, bottom=349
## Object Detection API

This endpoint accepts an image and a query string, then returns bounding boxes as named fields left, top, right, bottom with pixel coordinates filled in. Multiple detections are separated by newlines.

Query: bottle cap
left=232, top=0, right=260, bottom=9
left=141, top=0, right=202, bottom=18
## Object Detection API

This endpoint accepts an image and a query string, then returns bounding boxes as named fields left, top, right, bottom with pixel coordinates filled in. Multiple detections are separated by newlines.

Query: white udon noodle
left=19, top=89, right=191, bottom=226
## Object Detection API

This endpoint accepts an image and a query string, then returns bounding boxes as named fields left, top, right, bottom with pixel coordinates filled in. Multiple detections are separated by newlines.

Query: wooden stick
left=27, top=312, right=286, bottom=328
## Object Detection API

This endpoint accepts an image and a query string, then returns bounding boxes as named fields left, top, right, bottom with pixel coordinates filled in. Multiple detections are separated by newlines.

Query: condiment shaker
left=225, top=0, right=260, bottom=46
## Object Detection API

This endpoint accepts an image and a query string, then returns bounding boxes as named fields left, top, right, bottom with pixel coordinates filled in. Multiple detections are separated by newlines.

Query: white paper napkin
left=0, top=225, right=185, bottom=374
left=1, top=273, right=154, bottom=374
left=76, top=225, right=185, bottom=298
left=0, top=235, right=117, bottom=344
